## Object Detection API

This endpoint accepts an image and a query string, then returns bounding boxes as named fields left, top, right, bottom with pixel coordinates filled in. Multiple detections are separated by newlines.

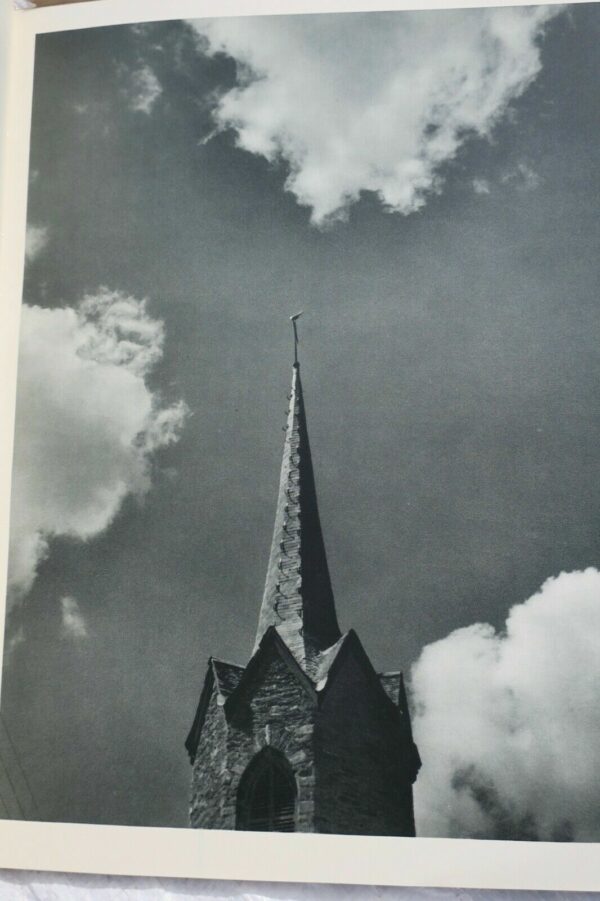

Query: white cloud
left=128, top=65, right=162, bottom=114
left=60, top=596, right=88, bottom=641
left=472, top=177, right=491, bottom=196
left=411, top=568, right=600, bottom=841
left=25, top=225, right=48, bottom=263
left=193, top=7, right=561, bottom=226
left=7, top=288, right=187, bottom=605
left=2, top=626, right=25, bottom=668
left=502, top=160, right=542, bottom=191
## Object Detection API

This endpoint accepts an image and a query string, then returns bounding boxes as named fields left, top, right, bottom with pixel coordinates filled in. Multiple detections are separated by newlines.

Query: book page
left=0, top=0, right=598, bottom=890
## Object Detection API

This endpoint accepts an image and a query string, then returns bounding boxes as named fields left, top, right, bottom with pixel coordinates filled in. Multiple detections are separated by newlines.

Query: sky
left=1, top=4, right=600, bottom=840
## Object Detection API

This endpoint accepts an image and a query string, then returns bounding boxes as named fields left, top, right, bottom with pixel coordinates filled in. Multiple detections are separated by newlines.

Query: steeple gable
left=254, top=362, right=341, bottom=664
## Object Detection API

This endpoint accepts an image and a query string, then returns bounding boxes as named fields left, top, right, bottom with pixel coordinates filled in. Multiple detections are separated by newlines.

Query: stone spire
left=254, top=359, right=341, bottom=664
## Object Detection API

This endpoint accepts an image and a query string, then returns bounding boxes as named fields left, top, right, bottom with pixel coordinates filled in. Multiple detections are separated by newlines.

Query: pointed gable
left=185, top=657, right=244, bottom=761
left=316, top=630, right=396, bottom=710
left=255, top=363, right=341, bottom=664
left=226, top=626, right=318, bottom=720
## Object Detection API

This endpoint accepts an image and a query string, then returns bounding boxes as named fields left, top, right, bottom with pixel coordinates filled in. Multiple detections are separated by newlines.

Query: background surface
left=1, top=875, right=600, bottom=901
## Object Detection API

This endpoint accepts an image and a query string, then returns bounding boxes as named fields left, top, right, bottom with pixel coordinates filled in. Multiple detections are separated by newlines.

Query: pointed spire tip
left=290, top=312, right=303, bottom=366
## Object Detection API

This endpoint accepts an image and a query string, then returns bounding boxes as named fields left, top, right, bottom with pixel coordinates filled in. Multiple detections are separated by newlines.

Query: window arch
left=236, top=747, right=297, bottom=832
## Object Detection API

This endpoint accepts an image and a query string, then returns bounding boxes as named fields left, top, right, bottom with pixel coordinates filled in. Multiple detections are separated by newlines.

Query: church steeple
left=187, top=318, right=419, bottom=835
left=254, top=345, right=341, bottom=663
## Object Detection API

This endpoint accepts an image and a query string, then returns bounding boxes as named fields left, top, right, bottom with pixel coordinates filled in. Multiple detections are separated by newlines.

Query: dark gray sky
left=2, top=5, right=600, bottom=830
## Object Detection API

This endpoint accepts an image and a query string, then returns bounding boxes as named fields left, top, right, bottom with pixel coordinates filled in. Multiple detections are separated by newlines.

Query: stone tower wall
left=314, top=654, right=416, bottom=836
left=190, top=652, right=318, bottom=831
left=189, top=692, right=230, bottom=829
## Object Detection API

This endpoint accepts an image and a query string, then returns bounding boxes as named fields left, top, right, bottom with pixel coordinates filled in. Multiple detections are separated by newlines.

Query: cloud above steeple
left=193, top=6, right=562, bottom=226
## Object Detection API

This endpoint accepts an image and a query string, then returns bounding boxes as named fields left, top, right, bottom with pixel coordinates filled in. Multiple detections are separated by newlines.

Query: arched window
left=236, top=747, right=296, bottom=832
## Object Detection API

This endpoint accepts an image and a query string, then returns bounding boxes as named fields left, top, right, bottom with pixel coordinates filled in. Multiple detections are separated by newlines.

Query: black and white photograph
left=1, top=0, right=600, bottom=851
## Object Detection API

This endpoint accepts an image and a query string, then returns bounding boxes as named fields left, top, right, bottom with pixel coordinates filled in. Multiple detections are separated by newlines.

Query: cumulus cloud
left=7, top=288, right=187, bottom=605
left=25, top=225, right=48, bottom=263
left=128, top=65, right=162, bottom=114
left=192, top=7, right=561, bottom=225
left=411, top=568, right=600, bottom=841
left=60, top=596, right=88, bottom=641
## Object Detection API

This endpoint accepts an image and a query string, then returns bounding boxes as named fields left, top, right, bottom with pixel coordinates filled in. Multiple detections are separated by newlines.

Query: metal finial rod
left=289, top=311, right=303, bottom=365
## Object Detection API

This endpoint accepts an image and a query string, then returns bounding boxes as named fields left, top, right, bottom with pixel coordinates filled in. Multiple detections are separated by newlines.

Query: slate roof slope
left=212, top=659, right=244, bottom=698
left=254, top=363, right=341, bottom=664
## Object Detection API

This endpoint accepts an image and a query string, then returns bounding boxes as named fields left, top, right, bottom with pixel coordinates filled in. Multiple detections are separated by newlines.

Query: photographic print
left=1, top=0, right=600, bottom=854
